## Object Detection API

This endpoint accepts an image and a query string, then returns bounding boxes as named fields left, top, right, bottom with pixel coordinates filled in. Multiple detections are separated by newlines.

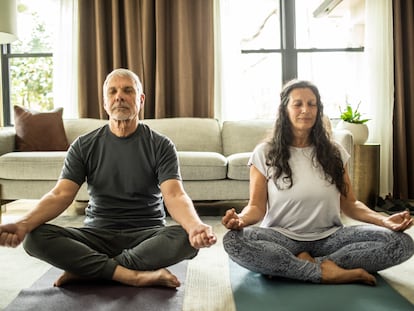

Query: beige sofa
left=0, top=118, right=353, bottom=203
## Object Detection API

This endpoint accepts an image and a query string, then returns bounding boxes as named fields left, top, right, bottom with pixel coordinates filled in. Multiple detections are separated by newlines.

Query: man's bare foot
left=54, top=271, right=87, bottom=287
left=297, top=252, right=316, bottom=263
left=321, top=260, right=376, bottom=286
left=113, top=265, right=180, bottom=288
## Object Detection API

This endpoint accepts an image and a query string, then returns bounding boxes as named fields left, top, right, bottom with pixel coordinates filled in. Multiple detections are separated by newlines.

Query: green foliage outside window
left=10, top=57, right=53, bottom=111
left=9, top=3, right=54, bottom=112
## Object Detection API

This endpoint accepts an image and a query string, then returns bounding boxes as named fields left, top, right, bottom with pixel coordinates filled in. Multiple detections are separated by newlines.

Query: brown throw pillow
left=14, top=105, right=69, bottom=151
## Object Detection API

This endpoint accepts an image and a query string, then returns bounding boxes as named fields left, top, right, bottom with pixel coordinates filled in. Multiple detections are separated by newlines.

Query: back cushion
left=222, top=120, right=274, bottom=156
left=142, top=118, right=222, bottom=153
left=64, top=118, right=108, bottom=144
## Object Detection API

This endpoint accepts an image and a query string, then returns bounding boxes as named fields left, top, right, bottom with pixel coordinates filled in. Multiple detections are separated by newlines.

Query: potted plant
left=336, top=101, right=370, bottom=145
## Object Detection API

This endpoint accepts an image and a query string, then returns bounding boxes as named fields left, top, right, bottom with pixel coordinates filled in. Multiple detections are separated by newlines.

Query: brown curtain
left=77, top=0, right=214, bottom=119
left=393, top=0, right=414, bottom=199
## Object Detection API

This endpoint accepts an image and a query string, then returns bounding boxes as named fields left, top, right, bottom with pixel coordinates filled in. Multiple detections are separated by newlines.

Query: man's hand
left=0, top=223, right=28, bottom=248
left=382, top=211, right=413, bottom=232
left=222, top=208, right=245, bottom=230
left=188, top=223, right=217, bottom=249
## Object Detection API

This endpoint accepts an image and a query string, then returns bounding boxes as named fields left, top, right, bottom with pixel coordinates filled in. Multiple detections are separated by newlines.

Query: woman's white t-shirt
left=249, top=142, right=350, bottom=241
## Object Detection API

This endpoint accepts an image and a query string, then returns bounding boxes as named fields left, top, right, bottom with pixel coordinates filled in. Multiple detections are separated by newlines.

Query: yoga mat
left=229, top=260, right=414, bottom=311
left=4, top=261, right=188, bottom=311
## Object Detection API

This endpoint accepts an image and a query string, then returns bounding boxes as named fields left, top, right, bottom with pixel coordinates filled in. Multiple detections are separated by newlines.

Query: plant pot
left=336, top=120, right=369, bottom=145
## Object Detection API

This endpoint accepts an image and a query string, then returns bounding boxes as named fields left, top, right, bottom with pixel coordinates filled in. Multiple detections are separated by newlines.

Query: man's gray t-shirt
left=60, top=123, right=181, bottom=229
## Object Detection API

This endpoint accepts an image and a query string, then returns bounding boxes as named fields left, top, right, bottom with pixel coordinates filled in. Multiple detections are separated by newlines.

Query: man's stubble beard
left=111, top=114, right=134, bottom=121
left=110, top=107, right=137, bottom=122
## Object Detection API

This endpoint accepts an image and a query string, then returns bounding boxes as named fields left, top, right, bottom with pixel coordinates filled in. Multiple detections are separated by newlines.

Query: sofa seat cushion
left=178, top=151, right=227, bottom=180
left=227, top=152, right=251, bottom=180
left=0, top=152, right=66, bottom=180
left=0, top=151, right=229, bottom=182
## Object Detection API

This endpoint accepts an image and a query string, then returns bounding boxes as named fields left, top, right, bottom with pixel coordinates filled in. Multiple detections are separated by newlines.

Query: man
left=0, top=68, right=217, bottom=288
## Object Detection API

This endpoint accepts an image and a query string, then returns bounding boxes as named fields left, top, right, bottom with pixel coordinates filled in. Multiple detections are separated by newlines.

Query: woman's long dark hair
left=266, top=80, right=347, bottom=196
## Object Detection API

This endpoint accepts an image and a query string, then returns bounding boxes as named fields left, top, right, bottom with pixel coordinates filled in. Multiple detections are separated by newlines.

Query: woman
left=222, top=80, right=413, bottom=285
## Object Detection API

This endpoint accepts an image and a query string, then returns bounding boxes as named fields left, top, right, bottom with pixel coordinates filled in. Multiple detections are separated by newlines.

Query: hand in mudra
left=0, top=223, right=27, bottom=248
left=222, top=208, right=245, bottom=230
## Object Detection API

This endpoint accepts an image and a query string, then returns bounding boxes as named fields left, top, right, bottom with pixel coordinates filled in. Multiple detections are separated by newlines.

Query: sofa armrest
left=332, top=128, right=354, bottom=179
left=0, top=127, right=16, bottom=156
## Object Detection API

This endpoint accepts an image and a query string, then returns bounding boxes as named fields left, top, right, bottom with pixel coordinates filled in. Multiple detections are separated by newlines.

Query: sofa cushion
left=0, top=151, right=228, bottom=182
left=222, top=120, right=273, bottom=156
left=227, top=152, right=251, bottom=180
left=64, top=118, right=108, bottom=144
left=0, top=127, right=15, bottom=156
left=143, top=118, right=223, bottom=153
left=178, top=151, right=227, bottom=180
left=0, top=152, right=66, bottom=180
left=14, top=105, right=69, bottom=151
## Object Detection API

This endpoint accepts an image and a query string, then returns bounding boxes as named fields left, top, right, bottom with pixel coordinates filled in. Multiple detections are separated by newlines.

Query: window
left=1, top=0, right=58, bottom=126
left=217, top=0, right=365, bottom=120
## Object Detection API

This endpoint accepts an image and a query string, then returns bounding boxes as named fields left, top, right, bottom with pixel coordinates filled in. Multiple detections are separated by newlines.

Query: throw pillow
left=14, top=105, right=70, bottom=151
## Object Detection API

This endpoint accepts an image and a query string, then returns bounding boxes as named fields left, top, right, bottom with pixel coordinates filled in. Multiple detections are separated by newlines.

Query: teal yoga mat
left=230, top=260, right=414, bottom=311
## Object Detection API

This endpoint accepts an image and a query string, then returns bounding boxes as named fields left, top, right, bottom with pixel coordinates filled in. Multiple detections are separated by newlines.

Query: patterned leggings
left=223, top=225, right=414, bottom=283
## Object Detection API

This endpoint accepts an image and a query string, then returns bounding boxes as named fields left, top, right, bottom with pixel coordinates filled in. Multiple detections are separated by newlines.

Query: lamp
left=0, top=0, right=18, bottom=44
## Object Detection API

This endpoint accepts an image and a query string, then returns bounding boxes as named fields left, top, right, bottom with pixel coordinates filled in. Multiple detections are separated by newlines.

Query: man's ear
left=139, top=93, right=146, bottom=109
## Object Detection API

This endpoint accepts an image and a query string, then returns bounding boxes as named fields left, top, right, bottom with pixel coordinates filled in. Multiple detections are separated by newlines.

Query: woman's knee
left=398, top=232, right=414, bottom=261
left=223, top=230, right=241, bottom=256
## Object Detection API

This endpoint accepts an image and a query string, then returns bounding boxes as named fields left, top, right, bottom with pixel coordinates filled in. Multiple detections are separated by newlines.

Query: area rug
left=4, top=261, right=188, bottom=311
left=229, top=259, right=414, bottom=311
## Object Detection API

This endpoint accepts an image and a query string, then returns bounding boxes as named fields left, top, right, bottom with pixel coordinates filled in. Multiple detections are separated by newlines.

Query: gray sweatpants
left=23, top=224, right=198, bottom=280
left=223, top=225, right=414, bottom=283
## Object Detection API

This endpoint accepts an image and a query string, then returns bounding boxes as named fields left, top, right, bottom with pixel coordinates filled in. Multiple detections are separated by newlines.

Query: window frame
left=1, top=44, right=53, bottom=126
left=240, top=0, right=364, bottom=84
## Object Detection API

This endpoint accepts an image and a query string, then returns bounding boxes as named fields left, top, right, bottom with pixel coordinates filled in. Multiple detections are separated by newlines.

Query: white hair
left=103, top=68, right=143, bottom=102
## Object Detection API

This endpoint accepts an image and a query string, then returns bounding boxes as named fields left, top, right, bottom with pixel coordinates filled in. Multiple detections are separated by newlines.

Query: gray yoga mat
left=4, top=261, right=188, bottom=311
left=229, top=259, right=414, bottom=311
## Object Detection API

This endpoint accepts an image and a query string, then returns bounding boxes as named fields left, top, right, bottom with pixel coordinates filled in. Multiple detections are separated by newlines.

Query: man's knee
left=23, top=224, right=58, bottom=257
left=164, top=225, right=198, bottom=258
left=115, top=225, right=198, bottom=270
left=23, top=225, right=46, bottom=256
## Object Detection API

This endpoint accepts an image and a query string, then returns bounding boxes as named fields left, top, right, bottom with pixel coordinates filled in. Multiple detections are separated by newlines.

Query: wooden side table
left=352, top=144, right=380, bottom=208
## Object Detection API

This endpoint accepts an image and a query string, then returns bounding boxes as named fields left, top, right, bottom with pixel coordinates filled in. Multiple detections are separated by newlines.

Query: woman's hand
left=381, top=211, right=413, bottom=231
left=222, top=208, right=245, bottom=230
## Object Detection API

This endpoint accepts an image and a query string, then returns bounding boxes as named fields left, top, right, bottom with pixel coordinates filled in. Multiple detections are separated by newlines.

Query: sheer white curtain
left=214, top=0, right=247, bottom=121
left=53, top=0, right=78, bottom=119
left=364, top=0, right=393, bottom=196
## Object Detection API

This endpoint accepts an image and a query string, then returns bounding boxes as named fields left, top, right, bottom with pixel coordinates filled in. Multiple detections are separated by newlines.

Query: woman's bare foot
left=113, top=265, right=180, bottom=288
left=321, top=260, right=376, bottom=286
left=54, top=271, right=87, bottom=287
left=297, top=252, right=316, bottom=263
